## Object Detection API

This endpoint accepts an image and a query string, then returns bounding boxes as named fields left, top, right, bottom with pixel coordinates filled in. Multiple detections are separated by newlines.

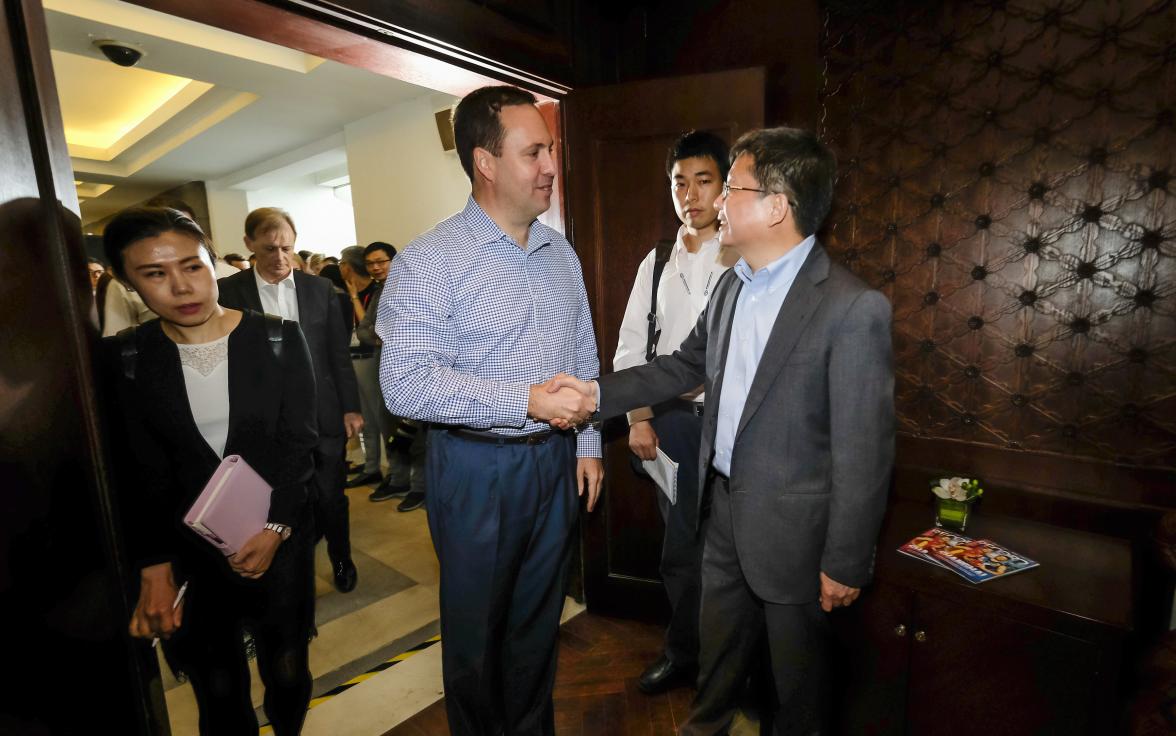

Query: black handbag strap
left=117, top=326, right=139, bottom=380
left=118, top=314, right=284, bottom=380
left=645, top=240, right=674, bottom=362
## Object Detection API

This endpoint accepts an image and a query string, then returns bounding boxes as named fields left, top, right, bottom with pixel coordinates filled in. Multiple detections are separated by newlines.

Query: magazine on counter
left=897, top=527, right=1039, bottom=584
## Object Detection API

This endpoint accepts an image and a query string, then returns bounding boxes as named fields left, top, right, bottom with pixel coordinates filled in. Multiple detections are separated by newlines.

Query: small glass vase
left=934, top=497, right=975, bottom=531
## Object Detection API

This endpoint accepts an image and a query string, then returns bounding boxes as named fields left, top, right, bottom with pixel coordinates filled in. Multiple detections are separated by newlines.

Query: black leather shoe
left=637, top=654, right=695, bottom=694
left=369, top=479, right=410, bottom=502
left=332, top=558, right=358, bottom=593
left=345, top=471, right=382, bottom=489
left=396, top=490, right=426, bottom=512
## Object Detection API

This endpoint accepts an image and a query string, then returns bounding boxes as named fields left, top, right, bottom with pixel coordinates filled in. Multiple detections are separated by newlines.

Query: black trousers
left=648, top=401, right=705, bottom=667
left=426, top=428, right=579, bottom=736
left=682, top=475, right=831, bottom=736
left=166, top=527, right=316, bottom=736
left=312, top=433, right=350, bottom=563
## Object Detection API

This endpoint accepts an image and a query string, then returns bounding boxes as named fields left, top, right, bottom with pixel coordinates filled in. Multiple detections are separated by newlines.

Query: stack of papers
left=641, top=448, right=679, bottom=506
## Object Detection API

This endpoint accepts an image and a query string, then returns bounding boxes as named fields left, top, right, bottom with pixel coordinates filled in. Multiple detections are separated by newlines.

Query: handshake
left=527, top=373, right=597, bottom=430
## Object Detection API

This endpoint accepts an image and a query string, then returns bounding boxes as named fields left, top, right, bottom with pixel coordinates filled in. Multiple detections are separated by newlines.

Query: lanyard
left=679, top=270, right=715, bottom=297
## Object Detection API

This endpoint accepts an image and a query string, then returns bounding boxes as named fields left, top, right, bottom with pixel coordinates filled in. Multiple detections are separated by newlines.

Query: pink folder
left=183, top=455, right=272, bottom=556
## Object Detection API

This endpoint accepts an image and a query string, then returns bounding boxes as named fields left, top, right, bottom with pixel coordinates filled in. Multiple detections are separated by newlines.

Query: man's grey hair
left=339, top=245, right=368, bottom=277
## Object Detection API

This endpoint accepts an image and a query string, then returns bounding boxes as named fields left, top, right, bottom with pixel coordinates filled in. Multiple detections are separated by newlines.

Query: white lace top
left=177, top=333, right=231, bottom=458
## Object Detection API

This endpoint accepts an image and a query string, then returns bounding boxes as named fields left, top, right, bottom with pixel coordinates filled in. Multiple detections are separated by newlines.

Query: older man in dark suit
left=551, top=127, right=894, bottom=734
left=218, top=207, right=364, bottom=593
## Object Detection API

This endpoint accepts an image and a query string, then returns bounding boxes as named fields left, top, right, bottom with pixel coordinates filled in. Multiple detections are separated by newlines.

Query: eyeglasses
left=364, top=258, right=391, bottom=267
left=722, top=182, right=768, bottom=197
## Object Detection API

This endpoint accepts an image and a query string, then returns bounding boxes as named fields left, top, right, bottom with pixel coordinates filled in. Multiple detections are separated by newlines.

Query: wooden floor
left=384, top=613, right=696, bottom=735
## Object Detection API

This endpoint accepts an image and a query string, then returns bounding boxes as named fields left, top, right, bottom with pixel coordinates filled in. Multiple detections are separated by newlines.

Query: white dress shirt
left=254, top=266, right=300, bottom=322
left=613, top=227, right=731, bottom=416
left=177, top=333, right=231, bottom=458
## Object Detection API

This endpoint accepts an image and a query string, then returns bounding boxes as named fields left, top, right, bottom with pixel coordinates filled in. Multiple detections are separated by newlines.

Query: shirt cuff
left=576, top=425, right=602, bottom=458
left=497, top=381, right=531, bottom=427
left=626, top=406, right=654, bottom=424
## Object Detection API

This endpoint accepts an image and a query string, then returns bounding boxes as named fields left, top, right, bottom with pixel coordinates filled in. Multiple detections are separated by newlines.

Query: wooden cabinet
left=830, top=502, right=1133, bottom=736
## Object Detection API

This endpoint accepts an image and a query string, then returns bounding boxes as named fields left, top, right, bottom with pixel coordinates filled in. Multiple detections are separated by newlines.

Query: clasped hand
left=527, top=373, right=596, bottom=430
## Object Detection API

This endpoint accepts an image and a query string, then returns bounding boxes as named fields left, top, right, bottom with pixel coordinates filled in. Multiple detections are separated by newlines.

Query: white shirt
left=177, top=333, right=231, bottom=458
left=613, top=227, right=731, bottom=411
left=254, top=267, right=300, bottom=322
left=101, top=280, right=157, bottom=337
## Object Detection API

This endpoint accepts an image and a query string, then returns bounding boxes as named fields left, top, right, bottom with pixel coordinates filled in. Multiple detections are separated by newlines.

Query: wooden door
left=0, top=0, right=160, bottom=732
left=564, top=68, right=764, bottom=618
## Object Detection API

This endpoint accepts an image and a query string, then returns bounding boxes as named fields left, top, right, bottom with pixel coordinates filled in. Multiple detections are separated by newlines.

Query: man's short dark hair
left=729, top=127, right=836, bottom=237
left=223, top=253, right=246, bottom=264
left=103, top=206, right=216, bottom=278
left=453, top=86, right=538, bottom=182
left=87, top=257, right=105, bottom=267
left=298, top=250, right=313, bottom=262
left=364, top=241, right=397, bottom=261
left=666, top=130, right=730, bottom=181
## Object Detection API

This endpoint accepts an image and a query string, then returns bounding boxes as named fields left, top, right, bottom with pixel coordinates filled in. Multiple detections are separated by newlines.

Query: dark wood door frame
left=124, top=0, right=571, bottom=99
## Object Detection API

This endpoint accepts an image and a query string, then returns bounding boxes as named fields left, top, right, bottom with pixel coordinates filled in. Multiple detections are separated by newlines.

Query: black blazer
left=103, top=311, right=319, bottom=570
left=217, top=269, right=361, bottom=438
left=598, top=243, right=895, bottom=604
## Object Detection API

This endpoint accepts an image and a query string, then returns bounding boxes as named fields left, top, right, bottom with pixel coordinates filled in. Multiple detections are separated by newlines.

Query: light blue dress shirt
left=375, top=196, right=601, bottom=457
left=712, top=235, right=816, bottom=476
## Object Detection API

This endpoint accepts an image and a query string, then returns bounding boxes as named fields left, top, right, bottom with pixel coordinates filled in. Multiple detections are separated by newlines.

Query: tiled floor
left=163, top=464, right=443, bottom=736
left=161, top=448, right=593, bottom=736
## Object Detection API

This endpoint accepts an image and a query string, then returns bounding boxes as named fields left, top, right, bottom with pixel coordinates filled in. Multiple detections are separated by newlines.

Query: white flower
left=932, top=484, right=951, bottom=499
left=949, top=485, right=969, bottom=501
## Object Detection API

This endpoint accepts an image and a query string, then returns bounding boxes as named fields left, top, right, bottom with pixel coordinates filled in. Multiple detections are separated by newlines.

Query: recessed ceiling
left=45, top=0, right=441, bottom=225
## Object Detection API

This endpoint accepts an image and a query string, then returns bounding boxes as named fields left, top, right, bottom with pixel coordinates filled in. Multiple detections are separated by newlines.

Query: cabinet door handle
left=914, top=630, right=927, bottom=643
left=893, top=624, right=907, bottom=637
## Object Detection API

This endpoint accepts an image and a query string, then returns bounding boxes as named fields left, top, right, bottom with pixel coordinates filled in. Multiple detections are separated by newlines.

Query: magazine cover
left=927, top=534, right=1040, bottom=584
left=897, top=528, right=1040, bottom=584
left=896, top=528, right=955, bottom=570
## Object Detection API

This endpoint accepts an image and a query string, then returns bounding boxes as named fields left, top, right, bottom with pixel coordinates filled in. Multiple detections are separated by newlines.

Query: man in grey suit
left=550, top=127, right=894, bottom=734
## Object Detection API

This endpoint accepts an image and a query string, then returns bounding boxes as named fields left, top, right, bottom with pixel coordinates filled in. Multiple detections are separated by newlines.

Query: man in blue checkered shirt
left=375, top=85, right=600, bottom=736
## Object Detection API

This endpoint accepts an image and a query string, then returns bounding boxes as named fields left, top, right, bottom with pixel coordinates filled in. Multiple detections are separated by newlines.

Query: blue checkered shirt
left=375, top=196, right=601, bottom=457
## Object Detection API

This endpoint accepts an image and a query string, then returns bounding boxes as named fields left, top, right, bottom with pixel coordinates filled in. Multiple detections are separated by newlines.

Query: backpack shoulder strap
left=645, top=239, right=674, bottom=362
left=263, top=313, right=284, bottom=362
left=116, top=326, right=139, bottom=381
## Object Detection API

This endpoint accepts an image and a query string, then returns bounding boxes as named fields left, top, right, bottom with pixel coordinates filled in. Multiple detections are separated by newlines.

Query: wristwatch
left=263, top=523, right=293, bottom=541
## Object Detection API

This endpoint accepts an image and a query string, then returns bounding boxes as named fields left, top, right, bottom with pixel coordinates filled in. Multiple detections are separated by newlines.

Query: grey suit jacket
left=217, top=269, right=361, bottom=438
left=598, top=242, right=894, bottom=604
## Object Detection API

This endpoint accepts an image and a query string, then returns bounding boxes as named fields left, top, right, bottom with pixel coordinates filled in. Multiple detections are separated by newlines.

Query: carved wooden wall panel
left=821, top=0, right=1176, bottom=469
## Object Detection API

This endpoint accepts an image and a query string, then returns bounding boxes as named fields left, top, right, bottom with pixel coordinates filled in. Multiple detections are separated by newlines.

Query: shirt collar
left=461, top=195, right=552, bottom=252
left=672, top=225, right=722, bottom=263
left=732, top=234, right=817, bottom=291
left=254, top=265, right=296, bottom=290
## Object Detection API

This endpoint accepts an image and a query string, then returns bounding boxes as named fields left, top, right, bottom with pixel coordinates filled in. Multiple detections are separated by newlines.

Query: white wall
left=345, top=93, right=470, bottom=248
left=244, top=174, right=357, bottom=258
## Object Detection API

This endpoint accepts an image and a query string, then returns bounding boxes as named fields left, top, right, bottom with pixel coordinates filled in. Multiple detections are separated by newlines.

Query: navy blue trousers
left=426, top=428, right=579, bottom=736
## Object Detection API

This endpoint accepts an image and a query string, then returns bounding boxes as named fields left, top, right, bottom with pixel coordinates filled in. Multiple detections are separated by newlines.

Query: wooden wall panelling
left=820, top=1, right=1176, bottom=489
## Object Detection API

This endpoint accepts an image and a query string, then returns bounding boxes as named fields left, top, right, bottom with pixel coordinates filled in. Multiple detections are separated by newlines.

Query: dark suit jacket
left=217, top=269, right=361, bottom=438
left=598, top=242, right=895, bottom=604
left=103, top=311, right=319, bottom=570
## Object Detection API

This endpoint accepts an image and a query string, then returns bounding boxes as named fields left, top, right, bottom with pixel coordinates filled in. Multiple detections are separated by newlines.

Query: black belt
left=448, top=427, right=556, bottom=445
left=666, top=398, right=704, bottom=417
left=351, top=350, right=376, bottom=360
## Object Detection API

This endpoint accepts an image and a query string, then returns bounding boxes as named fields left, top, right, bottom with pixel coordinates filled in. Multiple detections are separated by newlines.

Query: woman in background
left=103, top=206, right=318, bottom=735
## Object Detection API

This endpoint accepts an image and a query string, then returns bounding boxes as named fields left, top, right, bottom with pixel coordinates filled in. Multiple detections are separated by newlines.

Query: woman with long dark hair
left=102, top=206, right=318, bottom=735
